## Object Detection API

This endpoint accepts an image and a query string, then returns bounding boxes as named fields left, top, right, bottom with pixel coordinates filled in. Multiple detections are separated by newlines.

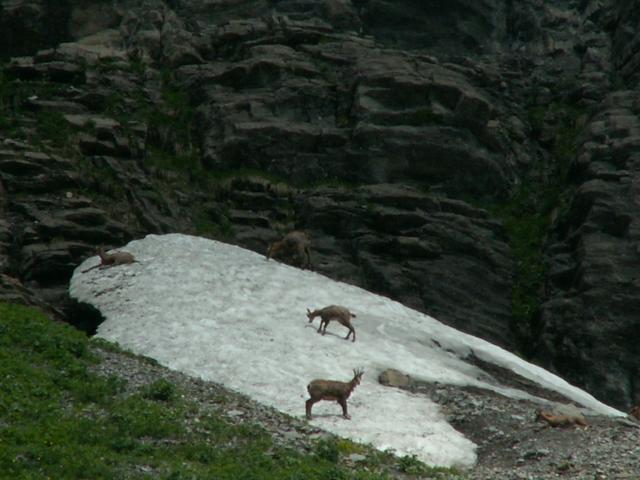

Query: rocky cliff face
left=0, top=0, right=638, bottom=410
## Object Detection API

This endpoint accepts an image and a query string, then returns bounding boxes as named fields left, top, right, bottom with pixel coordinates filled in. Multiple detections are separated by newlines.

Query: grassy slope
left=0, top=302, right=463, bottom=480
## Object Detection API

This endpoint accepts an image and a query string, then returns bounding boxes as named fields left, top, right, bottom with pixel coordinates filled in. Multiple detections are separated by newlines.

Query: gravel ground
left=90, top=344, right=640, bottom=479
left=421, top=383, right=640, bottom=479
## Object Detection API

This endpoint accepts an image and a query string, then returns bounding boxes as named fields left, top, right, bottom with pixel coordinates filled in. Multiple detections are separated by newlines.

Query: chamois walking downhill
left=307, top=305, right=357, bottom=342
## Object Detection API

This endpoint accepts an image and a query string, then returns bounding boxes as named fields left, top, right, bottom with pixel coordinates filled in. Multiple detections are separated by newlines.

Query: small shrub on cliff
left=495, top=99, right=583, bottom=352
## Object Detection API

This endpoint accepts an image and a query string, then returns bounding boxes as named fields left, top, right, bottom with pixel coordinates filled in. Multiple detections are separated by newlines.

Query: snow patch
left=70, top=234, right=624, bottom=468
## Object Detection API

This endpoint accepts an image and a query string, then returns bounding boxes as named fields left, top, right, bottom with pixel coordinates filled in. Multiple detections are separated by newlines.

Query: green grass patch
left=142, top=378, right=177, bottom=402
left=0, top=302, right=458, bottom=479
left=398, top=454, right=462, bottom=477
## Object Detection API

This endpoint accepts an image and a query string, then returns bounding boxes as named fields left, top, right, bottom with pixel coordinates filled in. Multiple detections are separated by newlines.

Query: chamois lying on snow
left=266, top=230, right=311, bottom=268
left=307, top=305, right=357, bottom=342
left=306, top=368, right=364, bottom=420
left=82, top=246, right=137, bottom=273
left=535, top=409, right=588, bottom=428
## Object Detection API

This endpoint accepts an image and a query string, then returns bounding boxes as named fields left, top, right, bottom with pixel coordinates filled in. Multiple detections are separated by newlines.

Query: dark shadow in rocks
left=465, top=353, right=573, bottom=404
left=62, top=296, right=104, bottom=336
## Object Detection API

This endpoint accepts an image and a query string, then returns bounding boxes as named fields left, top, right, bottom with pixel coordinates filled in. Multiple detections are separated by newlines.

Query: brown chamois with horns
left=307, top=305, right=357, bottom=342
left=535, top=409, right=588, bottom=428
left=306, top=368, right=364, bottom=420
left=266, top=230, right=311, bottom=268
left=82, top=247, right=137, bottom=273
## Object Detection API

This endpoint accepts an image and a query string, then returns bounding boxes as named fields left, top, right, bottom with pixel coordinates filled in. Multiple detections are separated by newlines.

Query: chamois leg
left=304, top=246, right=311, bottom=268
left=296, top=249, right=306, bottom=268
left=320, top=319, right=330, bottom=335
left=345, top=325, right=356, bottom=342
left=338, top=398, right=351, bottom=419
left=306, top=398, right=317, bottom=419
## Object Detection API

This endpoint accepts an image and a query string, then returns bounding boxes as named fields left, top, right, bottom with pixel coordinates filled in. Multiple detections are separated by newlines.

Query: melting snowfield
left=70, top=234, right=623, bottom=468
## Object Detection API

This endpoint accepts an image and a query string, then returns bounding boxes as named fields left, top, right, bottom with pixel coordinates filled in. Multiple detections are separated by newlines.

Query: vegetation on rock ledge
left=498, top=100, right=583, bottom=356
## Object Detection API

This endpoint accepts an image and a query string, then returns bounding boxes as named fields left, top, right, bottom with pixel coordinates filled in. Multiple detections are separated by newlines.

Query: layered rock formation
left=1, top=0, right=639, bottom=410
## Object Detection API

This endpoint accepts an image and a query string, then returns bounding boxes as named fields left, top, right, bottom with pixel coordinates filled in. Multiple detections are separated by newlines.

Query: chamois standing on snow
left=307, top=305, right=357, bottom=342
left=629, top=405, right=640, bottom=421
left=82, top=247, right=137, bottom=273
left=535, top=409, right=588, bottom=428
left=306, top=368, right=364, bottom=420
left=266, top=230, right=311, bottom=268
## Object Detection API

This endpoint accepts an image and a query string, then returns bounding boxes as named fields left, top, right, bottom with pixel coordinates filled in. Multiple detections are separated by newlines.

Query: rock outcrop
left=1, top=0, right=640, bottom=410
